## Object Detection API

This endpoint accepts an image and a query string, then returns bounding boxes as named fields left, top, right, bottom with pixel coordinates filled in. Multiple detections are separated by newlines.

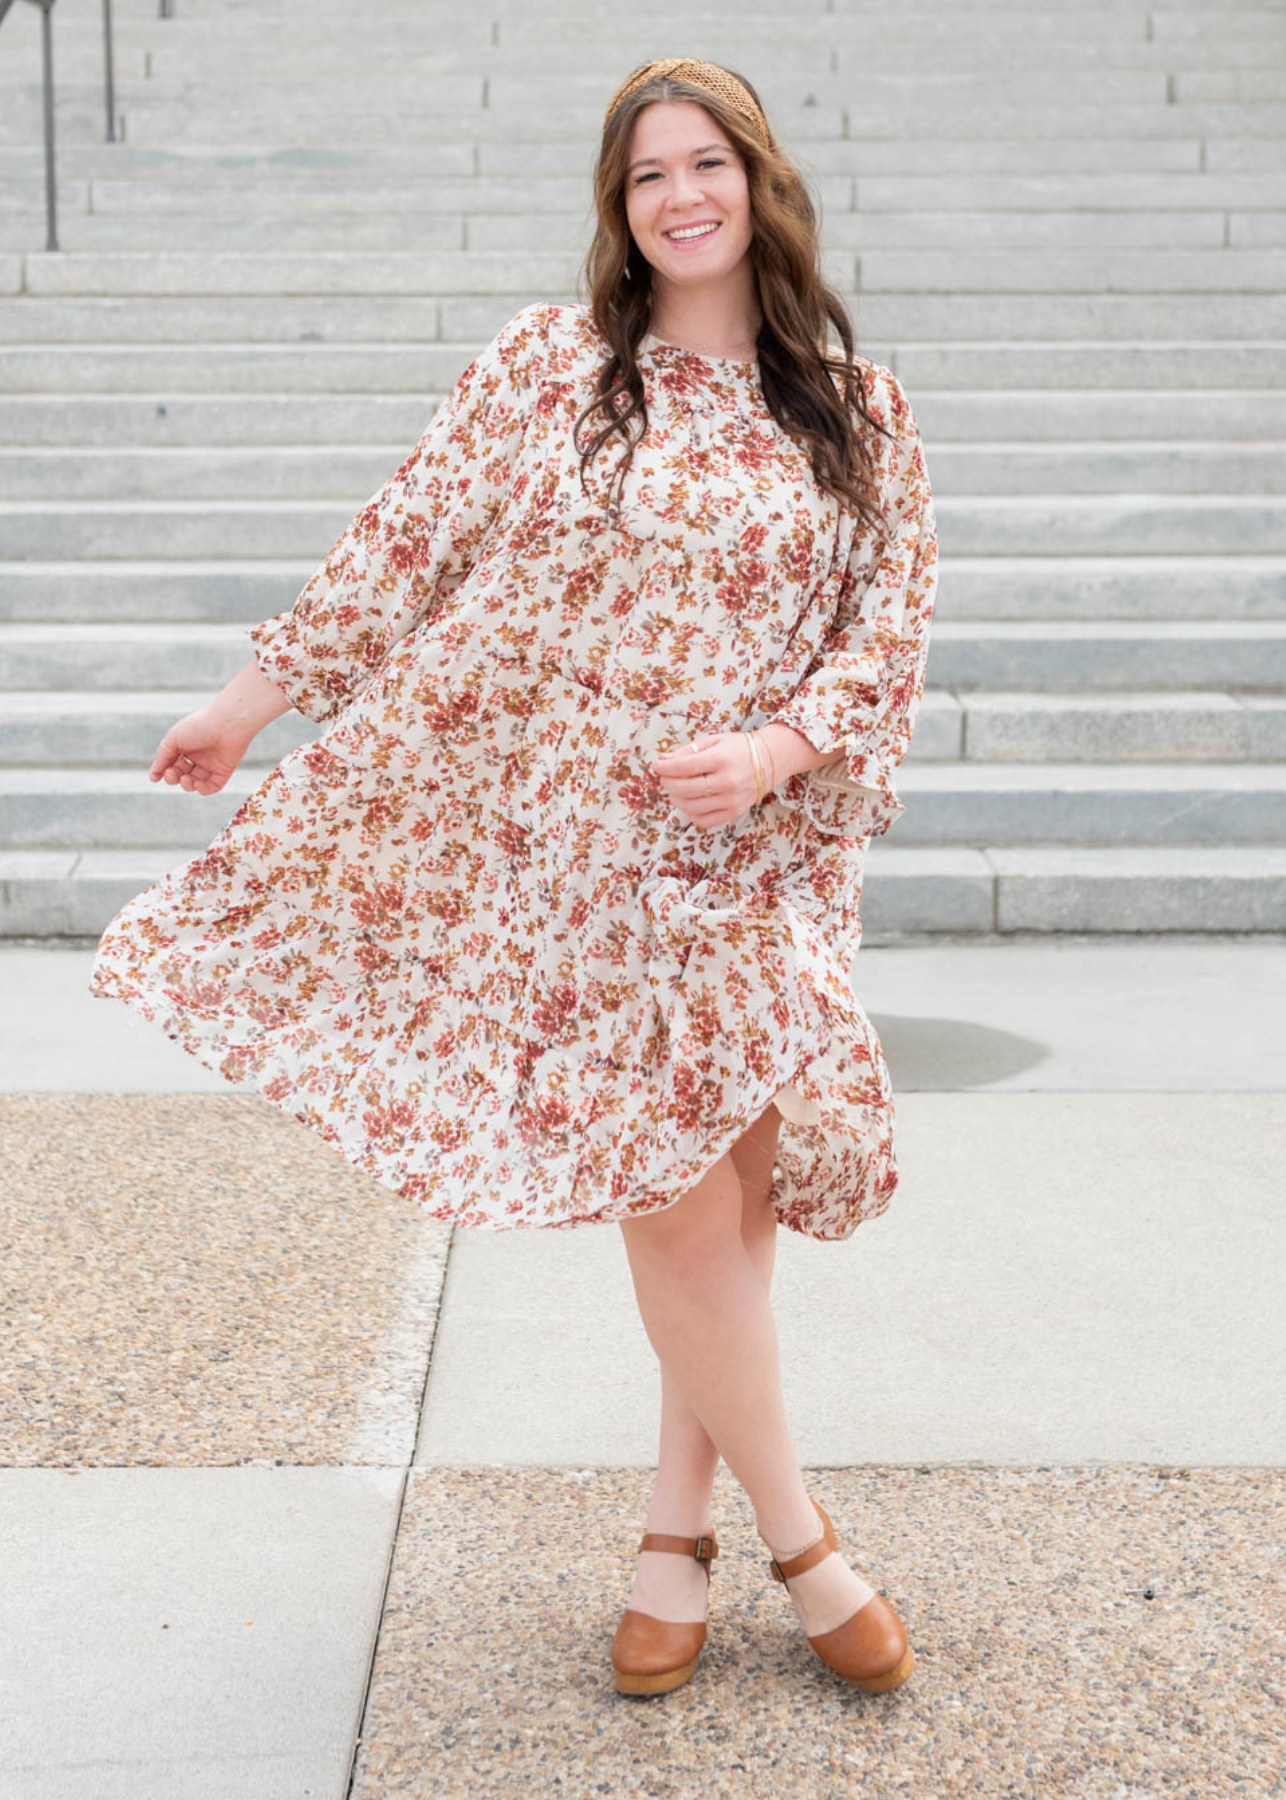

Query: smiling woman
left=583, top=57, right=931, bottom=1703
left=623, top=114, right=762, bottom=360
left=87, top=51, right=934, bottom=1710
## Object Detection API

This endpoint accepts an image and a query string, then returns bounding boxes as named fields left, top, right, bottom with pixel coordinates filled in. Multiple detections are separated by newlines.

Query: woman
left=89, top=57, right=937, bottom=1699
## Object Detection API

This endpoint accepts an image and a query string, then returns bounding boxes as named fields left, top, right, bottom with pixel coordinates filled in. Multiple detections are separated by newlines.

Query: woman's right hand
left=148, top=658, right=295, bottom=794
left=149, top=706, right=255, bottom=796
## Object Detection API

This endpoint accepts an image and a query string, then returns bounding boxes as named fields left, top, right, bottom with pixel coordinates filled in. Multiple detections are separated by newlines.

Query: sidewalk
left=1, top=935, right=1283, bottom=1798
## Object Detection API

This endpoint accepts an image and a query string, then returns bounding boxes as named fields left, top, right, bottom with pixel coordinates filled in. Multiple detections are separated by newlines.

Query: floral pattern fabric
left=88, top=301, right=938, bottom=1240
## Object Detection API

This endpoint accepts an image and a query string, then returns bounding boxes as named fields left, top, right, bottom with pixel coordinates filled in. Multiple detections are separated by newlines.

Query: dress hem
left=86, top=952, right=895, bottom=1245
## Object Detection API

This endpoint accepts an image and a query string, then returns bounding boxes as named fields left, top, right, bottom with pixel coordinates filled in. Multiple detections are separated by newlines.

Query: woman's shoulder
left=490, top=300, right=604, bottom=382
left=825, top=346, right=915, bottom=431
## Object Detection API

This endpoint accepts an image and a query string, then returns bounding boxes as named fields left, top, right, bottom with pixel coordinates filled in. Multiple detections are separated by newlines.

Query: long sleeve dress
left=87, top=301, right=938, bottom=1240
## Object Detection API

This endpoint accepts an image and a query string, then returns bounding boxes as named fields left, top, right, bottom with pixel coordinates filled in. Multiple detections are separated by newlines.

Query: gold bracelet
left=745, top=729, right=765, bottom=803
left=745, top=730, right=767, bottom=802
left=757, top=727, right=779, bottom=794
left=742, top=730, right=760, bottom=802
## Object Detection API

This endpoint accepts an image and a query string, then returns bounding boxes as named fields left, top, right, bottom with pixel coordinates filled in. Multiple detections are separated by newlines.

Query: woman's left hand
left=649, top=731, right=763, bottom=829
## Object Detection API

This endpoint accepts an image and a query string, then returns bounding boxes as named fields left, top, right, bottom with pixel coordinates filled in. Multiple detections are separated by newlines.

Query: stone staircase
left=1, top=0, right=1284, bottom=938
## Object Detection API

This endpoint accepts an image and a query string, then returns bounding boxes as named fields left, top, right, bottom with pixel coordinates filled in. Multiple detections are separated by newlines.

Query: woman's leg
left=623, top=1104, right=782, bottom=1623
left=619, top=1107, right=878, bottom=1638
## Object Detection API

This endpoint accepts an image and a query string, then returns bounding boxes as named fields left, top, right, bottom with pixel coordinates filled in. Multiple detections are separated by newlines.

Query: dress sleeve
left=246, top=302, right=548, bottom=724
left=767, top=362, right=938, bottom=840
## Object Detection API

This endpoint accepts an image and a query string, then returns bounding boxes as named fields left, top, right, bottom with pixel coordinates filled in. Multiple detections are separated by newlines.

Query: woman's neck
left=647, top=300, right=762, bottom=362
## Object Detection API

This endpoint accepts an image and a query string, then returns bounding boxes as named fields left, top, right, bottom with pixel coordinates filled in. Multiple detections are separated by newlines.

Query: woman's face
left=622, top=100, right=754, bottom=287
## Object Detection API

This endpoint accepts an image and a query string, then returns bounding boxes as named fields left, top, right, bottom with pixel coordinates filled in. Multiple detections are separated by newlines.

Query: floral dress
left=88, top=301, right=938, bottom=1240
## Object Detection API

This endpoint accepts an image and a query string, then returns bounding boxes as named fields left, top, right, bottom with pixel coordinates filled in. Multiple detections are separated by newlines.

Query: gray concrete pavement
left=4, top=932, right=1284, bottom=1799
left=5, top=932, right=1284, bottom=1092
left=4, top=935, right=1284, bottom=1468
left=0, top=1468, right=401, bottom=1800
left=418, top=1091, right=1286, bottom=1465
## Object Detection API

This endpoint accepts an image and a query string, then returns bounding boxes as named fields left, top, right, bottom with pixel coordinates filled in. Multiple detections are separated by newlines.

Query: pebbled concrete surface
left=0, top=1092, right=449, bottom=1468
left=351, top=1463, right=1286, bottom=1800
left=2, top=938, right=1283, bottom=1797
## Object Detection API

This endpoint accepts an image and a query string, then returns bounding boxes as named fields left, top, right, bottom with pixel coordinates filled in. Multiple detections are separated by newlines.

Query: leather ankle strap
left=640, top=1530, right=718, bottom=1569
left=767, top=1506, right=835, bottom=1583
left=769, top=1535, right=831, bottom=1582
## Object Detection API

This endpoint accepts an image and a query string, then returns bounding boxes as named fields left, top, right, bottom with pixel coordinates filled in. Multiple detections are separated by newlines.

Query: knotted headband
left=602, top=58, right=775, bottom=152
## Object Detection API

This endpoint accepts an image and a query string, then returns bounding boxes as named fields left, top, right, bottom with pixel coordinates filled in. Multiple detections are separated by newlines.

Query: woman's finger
left=151, top=732, right=205, bottom=789
left=651, top=730, right=724, bottom=767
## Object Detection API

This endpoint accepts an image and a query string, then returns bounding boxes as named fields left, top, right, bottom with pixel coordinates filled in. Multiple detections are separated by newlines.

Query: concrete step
left=21, top=12, right=1274, bottom=69
left=35, top=173, right=1286, bottom=219
left=0, top=214, right=483, bottom=256
left=2, top=555, right=1281, bottom=624
left=95, top=55, right=1283, bottom=94
left=135, top=40, right=1286, bottom=77
left=4, top=341, right=1284, bottom=396
left=4, top=440, right=1284, bottom=500
left=2, top=296, right=1285, bottom=351
left=5, top=388, right=1286, bottom=449
left=957, top=690, right=1286, bottom=759
left=4, top=135, right=1285, bottom=183
left=891, top=760, right=1286, bottom=843
left=13, top=245, right=1286, bottom=299
left=0, top=0, right=1281, bottom=950
left=3, top=494, right=1284, bottom=559
left=8, top=73, right=1272, bottom=138
left=97, top=101, right=1286, bottom=151
left=0, top=446, right=448, bottom=502
left=2, top=157, right=1285, bottom=245
left=12, top=433, right=1286, bottom=496
left=19, top=67, right=1216, bottom=112
left=1, top=761, right=1283, bottom=849
left=3, top=688, right=1284, bottom=767
left=3, top=842, right=1283, bottom=937
left=925, top=622, right=1286, bottom=688
left=15, top=206, right=1286, bottom=256
left=0, top=394, right=436, bottom=446
left=0, top=691, right=318, bottom=766
left=3, top=621, right=1285, bottom=692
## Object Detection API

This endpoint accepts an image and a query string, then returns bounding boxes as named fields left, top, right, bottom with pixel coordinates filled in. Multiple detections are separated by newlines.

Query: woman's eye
left=634, top=158, right=726, bottom=185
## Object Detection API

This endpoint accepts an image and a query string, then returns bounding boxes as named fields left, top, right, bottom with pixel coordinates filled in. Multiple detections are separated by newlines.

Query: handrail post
left=102, top=0, right=115, bottom=142
left=38, top=0, right=58, bottom=250
left=3, top=0, right=124, bottom=251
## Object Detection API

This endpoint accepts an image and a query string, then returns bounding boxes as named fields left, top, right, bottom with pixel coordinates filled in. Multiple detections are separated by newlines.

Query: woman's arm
left=146, top=658, right=293, bottom=793
left=246, top=303, right=550, bottom=725
left=765, top=363, right=938, bottom=837
left=210, top=657, right=295, bottom=741
left=756, top=721, right=848, bottom=781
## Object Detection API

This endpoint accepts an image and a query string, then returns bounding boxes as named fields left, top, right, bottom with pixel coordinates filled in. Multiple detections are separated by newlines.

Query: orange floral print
left=88, top=302, right=938, bottom=1239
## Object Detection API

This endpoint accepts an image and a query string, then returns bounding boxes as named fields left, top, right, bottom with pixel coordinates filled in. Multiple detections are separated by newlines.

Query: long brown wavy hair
left=574, top=62, right=897, bottom=538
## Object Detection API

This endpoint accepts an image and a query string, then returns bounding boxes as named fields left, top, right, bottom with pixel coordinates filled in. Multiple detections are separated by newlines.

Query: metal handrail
left=0, top=0, right=126, bottom=251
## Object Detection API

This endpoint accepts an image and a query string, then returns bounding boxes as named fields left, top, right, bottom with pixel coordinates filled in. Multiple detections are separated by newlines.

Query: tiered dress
left=88, top=301, right=938, bottom=1239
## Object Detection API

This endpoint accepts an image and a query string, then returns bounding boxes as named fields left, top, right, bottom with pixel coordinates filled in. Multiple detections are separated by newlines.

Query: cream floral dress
left=88, top=301, right=938, bottom=1239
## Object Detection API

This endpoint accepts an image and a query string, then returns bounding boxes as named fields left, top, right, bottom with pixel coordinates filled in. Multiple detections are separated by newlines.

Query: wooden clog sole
left=612, top=1652, right=701, bottom=1696
left=844, top=1642, right=916, bottom=1693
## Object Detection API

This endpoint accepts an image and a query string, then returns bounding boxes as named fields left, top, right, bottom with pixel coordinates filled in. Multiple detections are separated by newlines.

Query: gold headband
left=602, top=58, right=774, bottom=152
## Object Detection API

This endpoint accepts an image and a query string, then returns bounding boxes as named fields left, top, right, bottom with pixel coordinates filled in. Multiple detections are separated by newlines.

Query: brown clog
left=611, top=1529, right=718, bottom=1696
left=767, top=1499, right=915, bottom=1692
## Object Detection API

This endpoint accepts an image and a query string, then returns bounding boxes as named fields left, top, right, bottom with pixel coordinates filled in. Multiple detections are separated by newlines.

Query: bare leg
left=619, top=1108, right=878, bottom=1638
left=623, top=1104, right=782, bottom=1623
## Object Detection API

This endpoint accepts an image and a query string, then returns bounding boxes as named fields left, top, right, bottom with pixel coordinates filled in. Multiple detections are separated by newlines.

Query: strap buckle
left=694, top=1534, right=715, bottom=1566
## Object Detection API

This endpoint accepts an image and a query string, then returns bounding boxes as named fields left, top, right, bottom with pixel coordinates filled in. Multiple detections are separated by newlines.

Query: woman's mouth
left=662, top=221, right=721, bottom=250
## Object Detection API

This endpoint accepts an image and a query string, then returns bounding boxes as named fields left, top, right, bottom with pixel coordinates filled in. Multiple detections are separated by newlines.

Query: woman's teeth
left=665, top=222, right=720, bottom=244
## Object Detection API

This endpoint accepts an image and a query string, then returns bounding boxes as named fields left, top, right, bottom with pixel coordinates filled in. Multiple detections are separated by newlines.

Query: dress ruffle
left=620, top=863, right=899, bottom=1235
left=87, top=301, right=934, bottom=1240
